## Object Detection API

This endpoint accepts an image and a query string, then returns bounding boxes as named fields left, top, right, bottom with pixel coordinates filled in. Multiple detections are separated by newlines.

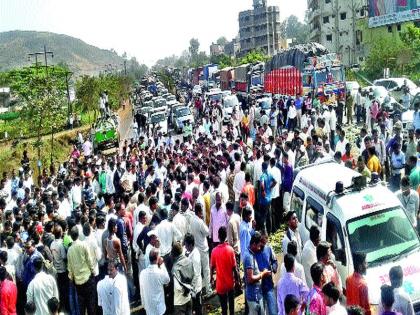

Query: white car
left=149, top=112, right=168, bottom=135
left=222, top=95, right=239, bottom=123
left=361, top=86, right=399, bottom=110
left=374, top=78, right=420, bottom=102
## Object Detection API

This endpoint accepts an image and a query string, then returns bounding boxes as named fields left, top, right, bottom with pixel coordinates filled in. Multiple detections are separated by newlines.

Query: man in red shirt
left=210, top=226, right=240, bottom=315
left=346, top=252, right=371, bottom=315
left=0, top=265, right=17, bottom=315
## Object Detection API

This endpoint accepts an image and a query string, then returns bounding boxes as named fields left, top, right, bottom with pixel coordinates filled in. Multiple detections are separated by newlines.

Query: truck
left=220, top=67, right=235, bottom=91
left=264, top=43, right=345, bottom=99
left=234, top=64, right=250, bottom=94
left=91, top=114, right=120, bottom=153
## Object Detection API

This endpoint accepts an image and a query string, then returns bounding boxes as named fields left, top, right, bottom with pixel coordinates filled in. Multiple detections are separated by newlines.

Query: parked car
left=193, top=85, right=202, bottom=95
left=361, top=86, right=400, bottom=111
left=150, top=112, right=168, bottom=135
left=222, top=95, right=239, bottom=123
left=173, top=106, right=194, bottom=133
left=254, top=97, right=272, bottom=122
left=151, top=98, right=167, bottom=114
left=373, top=78, right=420, bottom=103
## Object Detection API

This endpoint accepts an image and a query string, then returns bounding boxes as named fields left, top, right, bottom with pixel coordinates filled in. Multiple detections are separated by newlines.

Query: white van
left=290, top=161, right=420, bottom=311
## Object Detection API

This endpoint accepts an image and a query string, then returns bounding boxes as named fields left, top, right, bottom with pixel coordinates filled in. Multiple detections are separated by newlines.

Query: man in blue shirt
left=280, top=153, right=294, bottom=212
left=256, top=233, right=278, bottom=315
left=258, top=162, right=276, bottom=234
left=239, top=206, right=255, bottom=263
left=244, top=232, right=270, bottom=315
left=295, top=95, right=303, bottom=128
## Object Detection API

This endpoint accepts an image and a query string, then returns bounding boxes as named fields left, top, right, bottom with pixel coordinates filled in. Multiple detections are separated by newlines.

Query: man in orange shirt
left=241, top=173, right=255, bottom=206
left=346, top=252, right=371, bottom=315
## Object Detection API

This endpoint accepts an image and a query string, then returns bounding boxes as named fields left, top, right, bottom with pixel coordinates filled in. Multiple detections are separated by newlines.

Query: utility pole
left=27, top=45, right=54, bottom=177
left=28, top=45, right=54, bottom=76
left=63, top=71, right=73, bottom=122
left=123, top=60, right=127, bottom=76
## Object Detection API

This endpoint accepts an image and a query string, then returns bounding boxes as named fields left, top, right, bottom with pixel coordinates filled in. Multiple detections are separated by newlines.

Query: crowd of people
left=0, top=84, right=419, bottom=315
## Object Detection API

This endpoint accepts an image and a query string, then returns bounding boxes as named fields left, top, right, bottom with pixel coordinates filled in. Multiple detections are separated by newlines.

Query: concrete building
left=210, top=43, right=224, bottom=56
left=238, top=0, right=284, bottom=57
left=224, top=37, right=241, bottom=57
left=307, top=0, right=366, bottom=65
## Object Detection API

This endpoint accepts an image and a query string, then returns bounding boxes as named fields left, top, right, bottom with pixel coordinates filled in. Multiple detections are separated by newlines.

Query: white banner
left=368, top=8, right=420, bottom=28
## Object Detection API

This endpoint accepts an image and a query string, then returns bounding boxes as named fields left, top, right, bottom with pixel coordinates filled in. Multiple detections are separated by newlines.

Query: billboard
left=368, top=0, right=420, bottom=27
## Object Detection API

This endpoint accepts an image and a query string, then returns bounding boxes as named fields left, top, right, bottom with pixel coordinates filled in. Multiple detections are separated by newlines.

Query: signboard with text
left=368, top=0, right=420, bottom=27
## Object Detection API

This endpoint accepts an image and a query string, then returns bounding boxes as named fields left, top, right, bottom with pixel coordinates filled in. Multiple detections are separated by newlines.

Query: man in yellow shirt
left=367, top=147, right=382, bottom=175
left=67, top=226, right=96, bottom=315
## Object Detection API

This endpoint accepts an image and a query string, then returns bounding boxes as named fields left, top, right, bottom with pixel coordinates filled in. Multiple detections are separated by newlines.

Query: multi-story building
left=238, top=0, right=285, bottom=57
left=307, top=0, right=366, bottom=65
left=224, top=37, right=241, bottom=57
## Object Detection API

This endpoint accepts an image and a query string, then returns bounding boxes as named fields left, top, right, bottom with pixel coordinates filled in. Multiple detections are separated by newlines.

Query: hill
left=0, top=30, right=125, bottom=76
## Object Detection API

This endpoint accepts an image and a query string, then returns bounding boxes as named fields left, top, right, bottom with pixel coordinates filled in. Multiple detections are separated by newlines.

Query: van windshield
left=347, top=207, right=420, bottom=267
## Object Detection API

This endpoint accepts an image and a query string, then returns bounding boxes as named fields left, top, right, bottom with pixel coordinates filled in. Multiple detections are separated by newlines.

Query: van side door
left=291, top=187, right=307, bottom=245
left=301, top=196, right=324, bottom=246
left=325, top=213, right=348, bottom=291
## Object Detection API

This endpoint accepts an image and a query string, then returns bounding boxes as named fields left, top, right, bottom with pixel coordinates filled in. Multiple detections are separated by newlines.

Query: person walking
left=67, top=226, right=97, bottom=315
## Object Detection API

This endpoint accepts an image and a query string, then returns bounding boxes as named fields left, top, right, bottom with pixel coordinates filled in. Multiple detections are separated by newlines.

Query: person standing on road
left=26, top=256, right=59, bottom=315
left=346, top=92, right=354, bottom=125
left=210, top=226, right=240, bottom=315
left=244, top=232, right=268, bottom=315
left=67, top=226, right=97, bottom=315
left=97, top=260, right=130, bottom=315
left=395, top=176, right=419, bottom=229
left=139, top=248, right=170, bottom=315
left=255, top=232, right=278, bottom=315
left=277, top=254, right=309, bottom=315
left=282, top=211, right=302, bottom=263
left=258, top=162, right=276, bottom=234
left=346, top=252, right=371, bottom=315
left=301, top=226, right=320, bottom=288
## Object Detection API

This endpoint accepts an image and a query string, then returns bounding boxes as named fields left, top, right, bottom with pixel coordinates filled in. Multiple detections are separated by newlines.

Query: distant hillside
left=0, top=30, right=125, bottom=76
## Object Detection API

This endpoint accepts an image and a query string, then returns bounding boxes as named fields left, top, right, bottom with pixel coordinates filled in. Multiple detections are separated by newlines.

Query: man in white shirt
left=335, top=130, right=349, bottom=156
left=71, top=178, right=82, bottom=210
left=269, top=158, right=282, bottom=233
left=233, top=162, right=246, bottom=210
left=189, top=204, right=211, bottom=296
left=82, top=139, right=93, bottom=158
left=57, top=192, right=72, bottom=219
left=155, top=211, right=182, bottom=259
left=279, top=240, right=307, bottom=286
left=83, top=223, right=102, bottom=277
left=387, top=265, right=415, bottom=315
left=184, top=233, right=203, bottom=315
left=140, top=248, right=170, bottom=315
left=282, top=211, right=302, bottom=263
left=26, top=257, right=59, bottom=315
left=301, top=226, right=320, bottom=287
left=97, top=260, right=130, bottom=315
left=322, top=282, right=347, bottom=315
left=395, top=176, right=419, bottom=228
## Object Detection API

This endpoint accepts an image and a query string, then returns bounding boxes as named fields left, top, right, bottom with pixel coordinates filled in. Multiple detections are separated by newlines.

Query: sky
left=0, top=0, right=307, bottom=66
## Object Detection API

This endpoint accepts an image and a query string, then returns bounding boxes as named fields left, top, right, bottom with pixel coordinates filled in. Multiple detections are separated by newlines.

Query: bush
left=0, top=111, right=19, bottom=121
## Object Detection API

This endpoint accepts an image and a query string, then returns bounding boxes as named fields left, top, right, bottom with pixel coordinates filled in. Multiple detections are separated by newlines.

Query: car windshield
left=374, top=81, right=391, bottom=90
left=224, top=98, right=237, bottom=108
left=210, top=93, right=222, bottom=102
left=151, top=114, right=165, bottom=123
left=176, top=107, right=190, bottom=117
left=347, top=207, right=420, bottom=266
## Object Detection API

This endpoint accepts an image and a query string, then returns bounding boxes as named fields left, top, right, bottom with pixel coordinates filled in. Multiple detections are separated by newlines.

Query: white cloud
left=0, top=0, right=307, bottom=66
